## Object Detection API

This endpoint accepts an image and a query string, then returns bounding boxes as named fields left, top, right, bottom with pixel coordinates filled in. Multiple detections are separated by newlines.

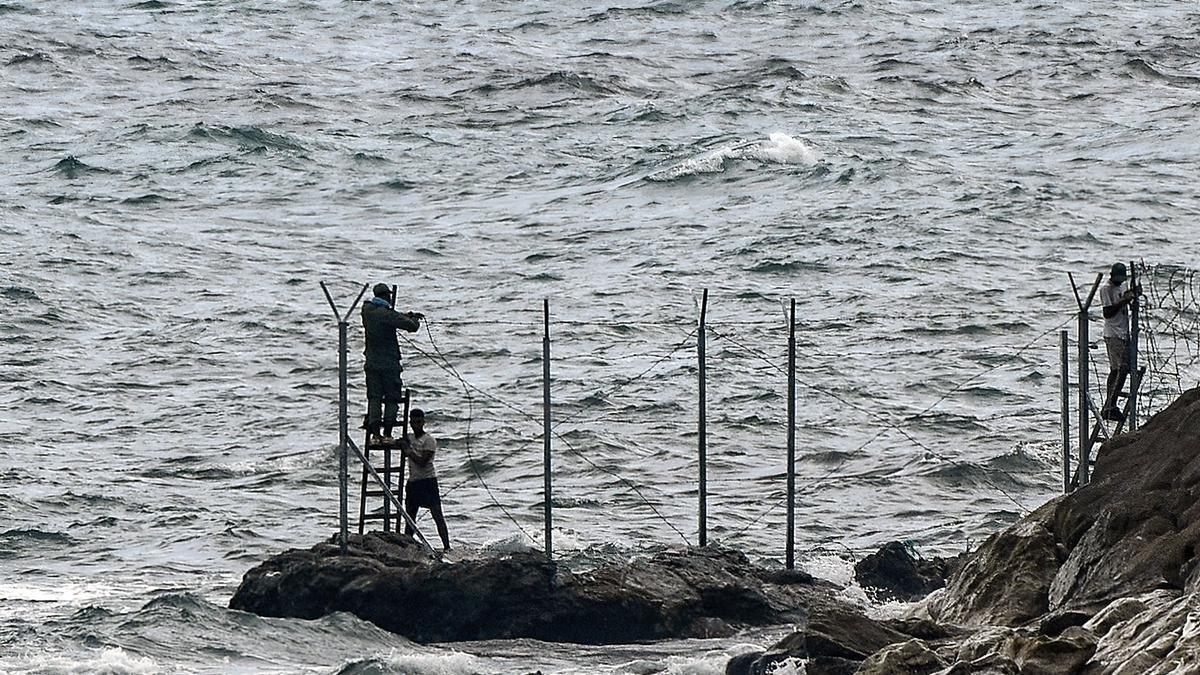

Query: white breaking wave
left=647, top=132, right=821, bottom=181
left=0, top=648, right=160, bottom=675
left=752, top=132, right=822, bottom=165
left=375, top=651, right=486, bottom=675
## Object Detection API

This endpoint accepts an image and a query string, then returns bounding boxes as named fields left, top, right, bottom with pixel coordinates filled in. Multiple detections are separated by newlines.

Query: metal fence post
left=1060, top=330, right=1071, bottom=493
left=698, top=289, right=708, bottom=548
left=542, top=299, right=553, bottom=561
left=786, top=298, right=796, bottom=570
left=1128, top=261, right=1140, bottom=431
left=338, top=319, right=349, bottom=553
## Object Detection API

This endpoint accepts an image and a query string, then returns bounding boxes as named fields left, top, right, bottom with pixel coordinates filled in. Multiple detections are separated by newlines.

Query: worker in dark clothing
left=362, top=283, right=422, bottom=443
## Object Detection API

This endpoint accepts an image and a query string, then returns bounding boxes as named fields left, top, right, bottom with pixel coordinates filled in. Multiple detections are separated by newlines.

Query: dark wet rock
left=725, top=605, right=913, bottom=675
left=854, top=541, right=964, bottom=602
left=723, top=652, right=762, bottom=675
left=880, top=616, right=960, bottom=641
left=1035, top=609, right=1092, bottom=637
left=232, top=532, right=842, bottom=644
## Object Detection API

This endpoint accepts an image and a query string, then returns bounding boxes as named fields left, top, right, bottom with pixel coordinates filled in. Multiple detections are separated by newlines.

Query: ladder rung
left=360, top=513, right=402, bottom=521
left=364, top=490, right=405, bottom=498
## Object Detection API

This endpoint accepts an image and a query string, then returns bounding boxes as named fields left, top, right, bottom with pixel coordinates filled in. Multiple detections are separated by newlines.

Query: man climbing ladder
left=1099, top=263, right=1140, bottom=422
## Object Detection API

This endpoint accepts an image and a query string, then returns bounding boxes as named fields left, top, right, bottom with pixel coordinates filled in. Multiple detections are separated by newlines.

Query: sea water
left=2, top=1, right=1198, bottom=672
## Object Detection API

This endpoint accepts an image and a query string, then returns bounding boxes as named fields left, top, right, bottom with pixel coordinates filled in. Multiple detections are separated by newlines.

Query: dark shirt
left=362, top=300, right=419, bottom=371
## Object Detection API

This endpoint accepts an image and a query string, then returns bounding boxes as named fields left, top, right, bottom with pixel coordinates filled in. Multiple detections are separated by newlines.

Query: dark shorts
left=365, top=367, right=403, bottom=401
left=406, top=477, right=441, bottom=511
left=1105, top=337, right=1129, bottom=372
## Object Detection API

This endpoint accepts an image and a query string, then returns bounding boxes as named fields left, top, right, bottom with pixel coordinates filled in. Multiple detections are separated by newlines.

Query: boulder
left=856, top=638, right=947, bottom=675
left=855, top=541, right=964, bottom=602
left=944, top=625, right=1095, bottom=675
left=725, top=605, right=913, bottom=675
left=1084, top=590, right=1199, bottom=675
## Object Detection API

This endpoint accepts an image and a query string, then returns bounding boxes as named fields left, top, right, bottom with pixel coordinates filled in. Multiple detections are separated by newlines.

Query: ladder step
left=364, top=489, right=406, bottom=498
left=360, top=513, right=403, bottom=521
left=360, top=467, right=405, bottom=476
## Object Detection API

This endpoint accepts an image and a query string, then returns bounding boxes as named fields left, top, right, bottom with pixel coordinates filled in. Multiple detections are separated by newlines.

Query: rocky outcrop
left=928, top=508, right=1062, bottom=626
left=232, top=532, right=860, bottom=644
left=732, top=387, right=1200, bottom=675
left=929, top=387, right=1200, bottom=628
left=231, top=389, right=1200, bottom=673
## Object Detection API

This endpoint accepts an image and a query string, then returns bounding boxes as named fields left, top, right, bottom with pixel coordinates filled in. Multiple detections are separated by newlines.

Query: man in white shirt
left=401, top=408, right=450, bottom=551
left=1098, top=262, right=1139, bottom=421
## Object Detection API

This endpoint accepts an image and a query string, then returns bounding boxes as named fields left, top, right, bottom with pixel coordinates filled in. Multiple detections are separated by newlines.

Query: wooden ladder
left=358, top=389, right=409, bottom=534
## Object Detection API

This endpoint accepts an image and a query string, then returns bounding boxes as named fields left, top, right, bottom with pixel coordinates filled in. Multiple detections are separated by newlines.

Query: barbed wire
left=1136, top=261, right=1200, bottom=415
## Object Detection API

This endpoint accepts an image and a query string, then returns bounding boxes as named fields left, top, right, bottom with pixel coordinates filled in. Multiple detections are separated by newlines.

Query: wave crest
left=646, top=132, right=821, bottom=182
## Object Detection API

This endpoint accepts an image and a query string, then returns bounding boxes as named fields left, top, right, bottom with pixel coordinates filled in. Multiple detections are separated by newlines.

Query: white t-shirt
left=405, top=432, right=438, bottom=481
left=1099, top=281, right=1129, bottom=340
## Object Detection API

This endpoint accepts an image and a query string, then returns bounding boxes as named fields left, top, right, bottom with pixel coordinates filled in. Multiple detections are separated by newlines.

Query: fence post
left=1073, top=273, right=1102, bottom=487
left=542, top=299, right=553, bottom=561
left=321, top=281, right=367, bottom=555
left=786, top=298, right=796, bottom=570
left=1060, top=330, right=1071, bottom=493
left=338, top=319, right=349, bottom=553
left=1077, top=299, right=1089, bottom=485
left=698, top=289, right=708, bottom=548
left=1128, top=261, right=1140, bottom=431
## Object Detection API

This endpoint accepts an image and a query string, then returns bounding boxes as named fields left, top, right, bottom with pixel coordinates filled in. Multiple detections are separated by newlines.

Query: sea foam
left=647, top=132, right=820, bottom=182
left=0, top=648, right=159, bottom=675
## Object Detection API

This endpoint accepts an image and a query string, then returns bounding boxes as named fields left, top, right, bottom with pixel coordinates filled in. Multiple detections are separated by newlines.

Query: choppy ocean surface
left=2, top=1, right=1198, bottom=672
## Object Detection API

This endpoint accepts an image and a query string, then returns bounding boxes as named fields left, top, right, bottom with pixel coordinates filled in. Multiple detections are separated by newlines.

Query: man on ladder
left=362, top=283, right=423, bottom=444
left=1099, top=263, right=1139, bottom=422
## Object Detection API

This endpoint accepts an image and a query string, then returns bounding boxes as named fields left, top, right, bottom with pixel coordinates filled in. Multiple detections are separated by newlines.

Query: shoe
left=369, top=434, right=385, bottom=446
left=1101, top=408, right=1126, bottom=422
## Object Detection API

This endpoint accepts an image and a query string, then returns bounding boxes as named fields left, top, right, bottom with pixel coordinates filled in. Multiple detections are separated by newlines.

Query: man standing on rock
left=1099, top=262, right=1139, bottom=422
left=362, top=283, right=422, bottom=444
left=401, top=407, right=450, bottom=551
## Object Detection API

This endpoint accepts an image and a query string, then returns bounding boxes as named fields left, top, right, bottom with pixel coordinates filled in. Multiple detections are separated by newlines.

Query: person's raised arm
left=385, top=307, right=421, bottom=332
left=1102, top=289, right=1138, bottom=318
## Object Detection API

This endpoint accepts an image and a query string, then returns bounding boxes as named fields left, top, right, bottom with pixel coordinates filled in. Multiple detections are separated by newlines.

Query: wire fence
left=1137, top=261, right=1200, bottom=415
left=339, top=275, right=1198, bottom=561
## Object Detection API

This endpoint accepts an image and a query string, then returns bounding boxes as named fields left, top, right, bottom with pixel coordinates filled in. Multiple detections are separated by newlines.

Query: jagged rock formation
left=729, top=387, right=1200, bottom=674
